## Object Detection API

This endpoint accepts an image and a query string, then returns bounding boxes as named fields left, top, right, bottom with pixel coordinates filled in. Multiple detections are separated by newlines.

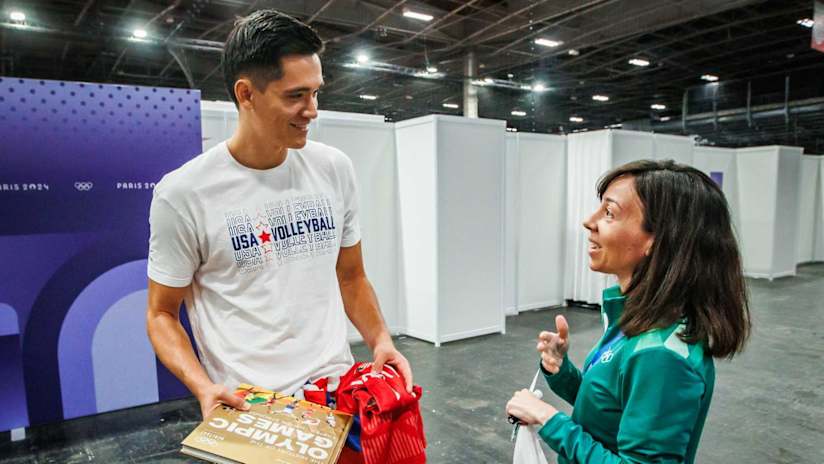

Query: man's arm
left=336, top=242, right=414, bottom=392
left=146, top=279, right=247, bottom=418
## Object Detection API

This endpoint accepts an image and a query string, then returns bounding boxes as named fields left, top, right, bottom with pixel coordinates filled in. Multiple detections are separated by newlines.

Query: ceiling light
left=484, top=77, right=494, bottom=84
left=403, top=10, right=434, bottom=21
left=651, top=103, right=666, bottom=110
left=442, top=103, right=459, bottom=109
left=532, top=83, right=546, bottom=92
left=534, top=38, right=563, bottom=48
left=507, top=73, right=514, bottom=79
left=132, top=28, right=147, bottom=39
left=701, top=74, right=719, bottom=82
left=356, top=53, right=369, bottom=64
left=568, top=49, right=580, bottom=56
left=628, top=58, right=650, bottom=67
left=359, top=94, right=377, bottom=100
left=520, top=85, right=533, bottom=91
left=607, top=123, right=623, bottom=129
left=592, top=94, right=609, bottom=102
left=9, top=11, right=25, bottom=22
left=569, top=116, right=584, bottom=123
left=511, top=110, right=527, bottom=117
left=797, top=18, right=815, bottom=28
left=506, top=127, right=518, bottom=132
left=660, top=116, right=672, bottom=122
left=426, top=66, right=438, bottom=73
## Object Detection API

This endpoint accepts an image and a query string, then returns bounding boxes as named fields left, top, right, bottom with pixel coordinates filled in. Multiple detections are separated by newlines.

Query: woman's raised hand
left=537, top=315, right=570, bottom=374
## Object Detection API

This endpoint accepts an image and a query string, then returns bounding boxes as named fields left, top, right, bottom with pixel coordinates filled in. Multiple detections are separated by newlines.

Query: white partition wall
left=797, top=155, right=824, bottom=263
left=504, top=133, right=566, bottom=315
left=654, top=134, right=695, bottom=165
left=692, top=146, right=741, bottom=234
left=200, top=100, right=238, bottom=151
left=737, top=146, right=803, bottom=279
left=396, top=115, right=506, bottom=345
left=309, top=112, right=401, bottom=338
left=565, top=130, right=613, bottom=305
left=611, top=130, right=655, bottom=166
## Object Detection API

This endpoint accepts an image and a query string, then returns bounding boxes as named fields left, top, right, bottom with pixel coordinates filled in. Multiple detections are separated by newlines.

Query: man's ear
left=234, top=78, right=255, bottom=111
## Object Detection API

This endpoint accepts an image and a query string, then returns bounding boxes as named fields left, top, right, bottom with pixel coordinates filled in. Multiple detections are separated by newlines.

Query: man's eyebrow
left=284, top=82, right=325, bottom=93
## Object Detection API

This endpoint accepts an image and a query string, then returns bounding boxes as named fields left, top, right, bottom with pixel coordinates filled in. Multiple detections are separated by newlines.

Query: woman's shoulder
left=622, top=323, right=712, bottom=376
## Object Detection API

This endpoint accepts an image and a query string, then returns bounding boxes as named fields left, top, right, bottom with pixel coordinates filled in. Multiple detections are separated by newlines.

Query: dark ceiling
left=1, top=0, right=823, bottom=153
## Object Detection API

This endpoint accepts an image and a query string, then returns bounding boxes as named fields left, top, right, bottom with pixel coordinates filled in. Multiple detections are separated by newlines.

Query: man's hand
left=372, top=340, right=414, bottom=393
left=194, top=383, right=249, bottom=420
left=537, top=315, right=570, bottom=374
left=506, top=389, right=558, bottom=426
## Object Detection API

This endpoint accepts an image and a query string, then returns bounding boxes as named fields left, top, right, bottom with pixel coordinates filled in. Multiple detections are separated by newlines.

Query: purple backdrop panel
left=0, top=77, right=202, bottom=428
left=710, top=171, right=724, bottom=188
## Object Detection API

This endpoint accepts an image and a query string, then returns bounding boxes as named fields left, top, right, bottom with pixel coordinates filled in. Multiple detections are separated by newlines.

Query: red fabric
left=336, top=362, right=426, bottom=464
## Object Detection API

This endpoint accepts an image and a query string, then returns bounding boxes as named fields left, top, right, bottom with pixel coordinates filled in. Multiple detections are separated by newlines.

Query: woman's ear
left=643, top=237, right=654, bottom=257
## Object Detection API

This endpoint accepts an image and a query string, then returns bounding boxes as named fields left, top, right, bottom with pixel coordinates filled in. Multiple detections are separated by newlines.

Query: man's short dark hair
left=222, top=9, right=324, bottom=107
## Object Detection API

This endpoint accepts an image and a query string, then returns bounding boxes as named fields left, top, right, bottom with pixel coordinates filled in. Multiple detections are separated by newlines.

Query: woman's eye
left=605, top=208, right=614, bottom=218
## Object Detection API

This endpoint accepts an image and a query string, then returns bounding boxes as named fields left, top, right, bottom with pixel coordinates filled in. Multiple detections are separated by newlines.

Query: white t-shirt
left=148, top=140, right=360, bottom=395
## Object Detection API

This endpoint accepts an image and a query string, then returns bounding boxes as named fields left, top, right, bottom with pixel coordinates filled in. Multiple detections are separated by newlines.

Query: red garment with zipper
left=335, top=362, right=426, bottom=464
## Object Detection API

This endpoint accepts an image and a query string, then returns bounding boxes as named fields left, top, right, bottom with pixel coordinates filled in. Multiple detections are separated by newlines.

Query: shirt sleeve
left=147, top=194, right=200, bottom=287
left=338, top=154, right=361, bottom=248
left=541, top=354, right=583, bottom=406
left=539, top=349, right=705, bottom=464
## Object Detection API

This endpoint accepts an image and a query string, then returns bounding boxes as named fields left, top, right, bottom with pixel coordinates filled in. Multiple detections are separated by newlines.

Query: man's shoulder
left=300, top=140, right=350, bottom=168
left=154, top=144, right=222, bottom=200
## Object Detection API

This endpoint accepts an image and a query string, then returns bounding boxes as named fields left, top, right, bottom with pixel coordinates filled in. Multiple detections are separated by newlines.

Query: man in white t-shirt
left=146, top=9, right=413, bottom=420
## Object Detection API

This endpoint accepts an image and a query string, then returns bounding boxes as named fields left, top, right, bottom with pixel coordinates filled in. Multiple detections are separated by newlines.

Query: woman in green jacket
left=506, top=160, right=751, bottom=464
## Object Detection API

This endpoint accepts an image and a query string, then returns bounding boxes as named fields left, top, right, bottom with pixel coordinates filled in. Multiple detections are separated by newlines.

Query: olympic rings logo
left=74, top=182, right=94, bottom=191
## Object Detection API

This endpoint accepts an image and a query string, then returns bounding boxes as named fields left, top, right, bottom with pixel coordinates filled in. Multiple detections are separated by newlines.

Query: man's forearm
left=147, top=311, right=213, bottom=396
left=339, top=275, right=391, bottom=350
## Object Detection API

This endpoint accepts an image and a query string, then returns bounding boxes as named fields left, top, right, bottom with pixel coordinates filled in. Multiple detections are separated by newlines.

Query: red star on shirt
left=259, top=230, right=271, bottom=243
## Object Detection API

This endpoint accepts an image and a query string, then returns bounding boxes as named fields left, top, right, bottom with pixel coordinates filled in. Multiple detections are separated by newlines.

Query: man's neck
left=226, top=127, right=288, bottom=170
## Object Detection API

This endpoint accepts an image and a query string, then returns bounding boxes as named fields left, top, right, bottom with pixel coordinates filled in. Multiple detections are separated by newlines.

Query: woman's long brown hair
left=597, top=159, right=751, bottom=358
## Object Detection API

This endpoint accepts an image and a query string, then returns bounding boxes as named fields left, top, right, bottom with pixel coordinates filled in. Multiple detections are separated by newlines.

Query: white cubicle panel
left=200, top=100, right=238, bottom=151
left=611, top=130, right=655, bottom=166
left=504, top=135, right=518, bottom=315
left=310, top=112, right=401, bottom=338
left=654, top=133, right=695, bottom=165
left=817, top=158, right=824, bottom=261
left=512, top=133, right=566, bottom=313
left=737, top=146, right=802, bottom=279
left=396, top=115, right=505, bottom=345
left=797, top=156, right=822, bottom=263
left=693, top=146, right=741, bottom=234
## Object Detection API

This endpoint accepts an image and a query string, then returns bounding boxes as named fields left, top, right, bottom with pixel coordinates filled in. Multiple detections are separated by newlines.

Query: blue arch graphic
left=58, top=260, right=151, bottom=420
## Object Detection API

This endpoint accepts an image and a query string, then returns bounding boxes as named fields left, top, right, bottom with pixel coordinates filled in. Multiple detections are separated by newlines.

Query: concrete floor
left=2, top=263, right=823, bottom=463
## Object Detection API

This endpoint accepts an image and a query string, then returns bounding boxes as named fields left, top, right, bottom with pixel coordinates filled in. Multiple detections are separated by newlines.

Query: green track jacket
left=538, top=286, right=715, bottom=464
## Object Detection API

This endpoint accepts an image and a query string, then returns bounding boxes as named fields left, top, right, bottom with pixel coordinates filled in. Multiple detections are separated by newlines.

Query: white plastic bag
left=512, top=370, right=549, bottom=464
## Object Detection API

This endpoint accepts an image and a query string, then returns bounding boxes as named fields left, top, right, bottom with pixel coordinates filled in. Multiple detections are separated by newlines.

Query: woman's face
left=583, top=176, right=654, bottom=289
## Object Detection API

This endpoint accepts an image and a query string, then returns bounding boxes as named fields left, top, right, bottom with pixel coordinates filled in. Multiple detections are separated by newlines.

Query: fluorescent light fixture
left=701, top=74, right=719, bottom=82
left=507, top=73, right=514, bottom=79
left=797, top=18, right=815, bottom=28
left=132, top=28, right=147, bottom=39
left=442, top=103, right=459, bottom=109
left=569, top=116, right=584, bottom=123
left=9, top=11, right=25, bottom=22
left=534, top=38, right=563, bottom=48
left=568, top=49, right=580, bottom=56
left=650, top=103, right=666, bottom=110
left=426, top=66, right=438, bottom=73
left=356, top=53, right=369, bottom=64
left=628, top=58, right=650, bottom=67
left=660, top=116, right=672, bottom=122
left=607, top=123, right=623, bottom=129
left=520, top=85, right=533, bottom=91
left=533, top=83, right=546, bottom=92
left=484, top=77, right=494, bottom=84
left=403, top=10, right=433, bottom=21
left=511, top=110, right=527, bottom=117
left=359, top=94, right=377, bottom=100
left=592, top=94, right=609, bottom=102
left=506, top=127, right=518, bottom=132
